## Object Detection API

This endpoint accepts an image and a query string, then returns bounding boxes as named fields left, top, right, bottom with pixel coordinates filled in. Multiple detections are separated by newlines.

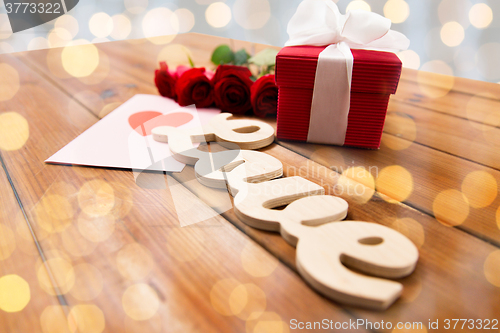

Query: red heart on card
left=128, top=111, right=194, bottom=136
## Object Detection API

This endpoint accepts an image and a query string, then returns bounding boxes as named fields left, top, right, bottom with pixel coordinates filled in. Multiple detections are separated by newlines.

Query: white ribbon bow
left=285, top=0, right=409, bottom=52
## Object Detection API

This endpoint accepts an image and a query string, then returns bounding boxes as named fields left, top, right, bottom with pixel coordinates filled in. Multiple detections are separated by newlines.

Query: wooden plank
left=394, top=68, right=500, bottom=127
left=385, top=99, right=500, bottom=170
left=401, top=67, right=500, bottom=100
left=0, top=156, right=66, bottom=333
left=1, top=51, right=365, bottom=331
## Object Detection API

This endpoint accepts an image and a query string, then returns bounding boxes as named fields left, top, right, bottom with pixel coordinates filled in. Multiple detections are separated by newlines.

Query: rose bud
left=155, top=62, right=178, bottom=101
left=251, top=74, right=278, bottom=118
left=212, top=65, right=254, bottom=114
left=175, top=67, right=215, bottom=108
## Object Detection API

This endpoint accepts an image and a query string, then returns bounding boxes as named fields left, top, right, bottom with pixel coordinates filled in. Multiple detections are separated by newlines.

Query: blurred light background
left=0, top=0, right=499, bottom=83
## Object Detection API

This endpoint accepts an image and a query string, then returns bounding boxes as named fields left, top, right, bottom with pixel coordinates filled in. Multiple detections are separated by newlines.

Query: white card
left=45, top=94, right=220, bottom=172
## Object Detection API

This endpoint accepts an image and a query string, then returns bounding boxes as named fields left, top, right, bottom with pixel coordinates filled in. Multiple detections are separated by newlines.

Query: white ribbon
left=285, top=0, right=409, bottom=145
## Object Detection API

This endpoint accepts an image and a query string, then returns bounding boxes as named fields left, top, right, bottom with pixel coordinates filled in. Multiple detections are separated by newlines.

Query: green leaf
left=211, top=45, right=235, bottom=65
left=234, top=49, right=250, bottom=66
left=249, top=48, right=279, bottom=67
left=187, top=54, right=195, bottom=68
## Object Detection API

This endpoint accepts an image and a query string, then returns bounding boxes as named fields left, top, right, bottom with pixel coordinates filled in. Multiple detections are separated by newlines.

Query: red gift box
left=275, top=45, right=402, bottom=149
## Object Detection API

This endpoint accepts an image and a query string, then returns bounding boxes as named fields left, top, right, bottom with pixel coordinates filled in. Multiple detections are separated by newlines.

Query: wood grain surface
left=0, top=33, right=499, bottom=332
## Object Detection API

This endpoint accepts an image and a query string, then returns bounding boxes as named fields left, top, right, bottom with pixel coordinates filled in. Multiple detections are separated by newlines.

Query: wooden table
left=1, top=33, right=499, bottom=332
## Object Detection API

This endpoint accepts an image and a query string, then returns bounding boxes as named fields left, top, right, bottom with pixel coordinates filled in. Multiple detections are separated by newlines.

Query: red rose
left=251, top=74, right=278, bottom=118
left=212, top=65, right=254, bottom=114
left=155, top=62, right=178, bottom=101
left=175, top=67, right=215, bottom=108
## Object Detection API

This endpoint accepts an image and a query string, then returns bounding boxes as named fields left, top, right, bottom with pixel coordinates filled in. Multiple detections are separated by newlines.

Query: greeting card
left=45, top=94, right=220, bottom=172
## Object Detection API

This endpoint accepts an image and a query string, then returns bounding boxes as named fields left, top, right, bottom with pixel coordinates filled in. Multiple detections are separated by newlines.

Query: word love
left=152, top=113, right=419, bottom=310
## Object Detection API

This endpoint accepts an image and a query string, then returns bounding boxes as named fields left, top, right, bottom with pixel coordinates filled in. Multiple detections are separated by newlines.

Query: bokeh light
left=230, top=283, right=266, bottom=320
left=424, top=27, right=455, bottom=63
left=175, top=8, right=196, bottom=33
left=0, top=112, right=29, bottom=151
left=233, top=0, right=271, bottom=30
left=47, top=27, right=73, bottom=48
left=469, top=3, right=493, bottom=29
left=397, top=50, right=420, bottom=69
left=383, top=112, right=417, bottom=150
left=69, top=263, right=104, bottom=301
left=78, top=179, right=115, bottom=217
left=68, top=304, right=106, bottom=333
left=0, top=275, right=30, bottom=312
left=454, top=46, right=477, bottom=72
left=35, top=194, right=74, bottom=233
left=497, top=205, right=500, bottom=230
left=210, top=278, right=241, bottom=316
left=61, top=40, right=99, bottom=78
left=99, top=102, right=122, bottom=118
left=245, top=311, right=289, bottom=333
left=142, top=8, right=179, bottom=44
left=55, top=15, right=79, bottom=39
left=383, top=0, right=410, bottom=24
left=35, top=201, right=71, bottom=236
left=240, top=242, right=278, bottom=277
left=122, top=283, right=160, bottom=320
left=418, top=60, right=455, bottom=98
left=40, top=306, right=71, bottom=333
left=400, top=276, right=423, bottom=303
left=346, top=0, right=371, bottom=12
left=440, top=21, right=464, bottom=47
left=109, top=181, right=134, bottom=219
left=461, top=171, right=497, bottom=208
left=476, top=43, right=500, bottom=81
left=37, top=257, right=75, bottom=295
left=27, top=37, right=50, bottom=51
left=61, top=225, right=98, bottom=257
left=376, top=165, right=414, bottom=203
left=124, top=313, right=162, bottom=333
left=78, top=213, right=116, bottom=243
left=390, top=218, right=425, bottom=249
left=484, top=250, right=500, bottom=287
left=465, top=93, right=500, bottom=130
left=0, top=14, right=12, bottom=40
left=89, top=12, right=114, bottom=39
left=92, top=37, right=110, bottom=44
left=0, top=42, right=14, bottom=53
left=337, top=166, right=375, bottom=204
left=205, top=2, right=232, bottom=28
left=0, top=64, right=20, bottom=102
left=110, top=14, right=132, bottom=40
left=157, top=44, right=194, bottom=68
left=77, top=49, right=110, bottom=85
left=343, top=166, right=376, bottom=190
left=309, top=147, right=345, bottom=168
left=433, top=189, right=470, bottom=226
left=16, top=213, right=48, bottom=255
left=47, top=48, right=73, bottom=79
left=438, top=0, right=471, bottom=28
left=117, top=243, right=154, bottom=280
left=124, top=0, right=148, bottom=14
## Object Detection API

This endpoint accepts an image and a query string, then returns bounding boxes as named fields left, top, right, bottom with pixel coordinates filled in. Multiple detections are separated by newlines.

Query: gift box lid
left=276, top=45, right=402, bottom=95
